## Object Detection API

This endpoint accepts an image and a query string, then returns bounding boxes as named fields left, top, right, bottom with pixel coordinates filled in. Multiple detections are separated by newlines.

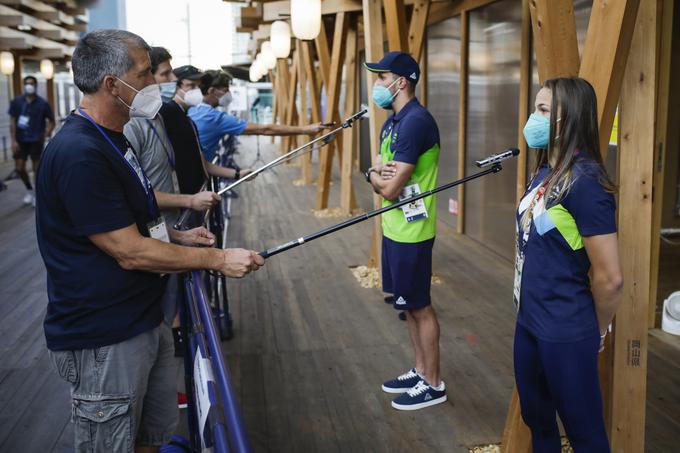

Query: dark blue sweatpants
left=513, top=323, right=610, bottom=453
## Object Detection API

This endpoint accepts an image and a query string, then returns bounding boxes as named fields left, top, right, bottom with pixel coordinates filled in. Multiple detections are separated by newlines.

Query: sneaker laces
left=407, top=380, right=429, bottom=397
left=397, top=369, right=418, bottom=381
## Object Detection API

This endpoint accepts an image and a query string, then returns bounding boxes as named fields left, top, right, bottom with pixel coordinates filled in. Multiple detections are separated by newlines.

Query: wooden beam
left=516, top=0, right=531, bottom=203
left=610, top=1, right=656, bottom=450
left=408, top=0, right=431, bottom=62
left=363, top=0, right=388, bottom=268
left=579, top=0, right=641, bottom=158
left=314, top=18, right=332, bottom=90
left=282, top=54, right=299, bottom=155
left=296, top=42, right=313, bottom=184
left=11, top=52, right=21, bottom=99
left=529, top=0, right=580, bottom=83
left=263, top=0, right=363, bottom=22
left=456, top=10, right=469, bottom=234
left=302, top=40, right=323, bottom=125
left=340, top=18, right=358, bottom=214
left=315, top=12, right=349, bottom=209
left=500, top=388, right=531, bottom=453
left=427, top=0, right=500, bottom=27
left=384, top=0, right=409, bottom=51
left=649, top=0, right=674, bottom=327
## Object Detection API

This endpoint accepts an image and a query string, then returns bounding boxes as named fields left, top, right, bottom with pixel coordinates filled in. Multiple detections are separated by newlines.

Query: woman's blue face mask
left=523, top=113, right=560, bottom=149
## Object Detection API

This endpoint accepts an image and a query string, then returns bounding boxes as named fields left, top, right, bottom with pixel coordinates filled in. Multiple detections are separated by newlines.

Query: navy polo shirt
left=515, top=158, right=617, bottom=342
left=36, top=113, right=165, bottom=351
left=379, top=98, right=439, bottom=165
left=8, top=95, right=54, bottom=142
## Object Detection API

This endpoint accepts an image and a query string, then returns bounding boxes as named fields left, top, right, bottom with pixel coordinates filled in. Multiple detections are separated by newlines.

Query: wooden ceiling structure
left=0, top=0, right=87, bottom=105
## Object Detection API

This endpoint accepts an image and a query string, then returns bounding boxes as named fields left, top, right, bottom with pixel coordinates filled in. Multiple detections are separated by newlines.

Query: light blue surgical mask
left=523, top=113, right=555, bottom=149
left=371, top=77, right=401, bottom=109
left=159, top=82, right=177, bottom=103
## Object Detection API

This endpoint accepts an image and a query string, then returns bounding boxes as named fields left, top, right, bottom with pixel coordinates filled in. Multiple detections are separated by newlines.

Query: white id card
left=148, top=218, right=170, bottom=243
left=399, top=183, right=428, bottom=222
left=17, top=115, right=30, bottom=130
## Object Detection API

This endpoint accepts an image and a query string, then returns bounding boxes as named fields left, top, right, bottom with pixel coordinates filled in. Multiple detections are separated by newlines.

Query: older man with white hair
left=35, top=29, right=265, bottom=452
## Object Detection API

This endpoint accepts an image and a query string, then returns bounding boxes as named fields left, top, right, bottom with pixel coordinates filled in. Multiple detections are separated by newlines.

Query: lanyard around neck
left=77, top=108, right=158, bottom=219
left=146, top=119, right=175, bottom=169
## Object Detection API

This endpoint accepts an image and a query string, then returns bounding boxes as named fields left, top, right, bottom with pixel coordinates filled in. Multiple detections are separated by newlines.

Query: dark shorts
left=381, top=236, right=435, bottom=311
left=15, top=140, right=44, bottom=160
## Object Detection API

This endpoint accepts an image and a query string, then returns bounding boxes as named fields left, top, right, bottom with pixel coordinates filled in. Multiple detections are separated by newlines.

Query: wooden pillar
left=315, top=12, right=349, bottom=209
left=408, top=0, right=431, bottom=62
left=282, top=54, right=299, bottom=155
left=315, top=19, right=332, bottom=89
left=384, top=0, right=409, bottom=51
left=456, top=11, right=469, bottom=234
left=529, top=0, right=580, bottom=83
left=296, top=44, right=313, bottom=184
left=276, top=59, right=292, bottom=150
left=302, top=40, right=323, bottom=126
left=46, top=78, right=56, bottom=117
left=516, top=0, right=532, bottom=203
left=363, top=0, right=388, bottom=268
left=11, top=53, right=22, bottom=98
left=580, top=0, right=642, bottom=158
left=610, top=1, right=657, bottom=450
left=649, top=0, right=674, bottom=327
left=340, top=18, right=359, bottom=215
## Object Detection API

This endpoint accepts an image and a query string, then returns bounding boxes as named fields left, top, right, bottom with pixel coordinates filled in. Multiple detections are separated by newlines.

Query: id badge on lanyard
left=147, top=217, right=170, bottom=243
left=399, top=182, right=428, bottom=222
left=17, top=115, right=30, bottom=130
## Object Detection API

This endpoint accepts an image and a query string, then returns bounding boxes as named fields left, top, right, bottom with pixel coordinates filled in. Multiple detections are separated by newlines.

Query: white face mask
left=24, top=84, right=36, bottom=95
left=218, top=92, right=233, bottom=108
left=115, top=77, right=162, bottom=119
left=181, top=88, right=203, bottom=107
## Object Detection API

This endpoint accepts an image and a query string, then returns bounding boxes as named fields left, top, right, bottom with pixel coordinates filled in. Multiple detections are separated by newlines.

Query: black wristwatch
left=364, top=167, right=376, bottom=182
left=234, top=169, right=241, bottom=180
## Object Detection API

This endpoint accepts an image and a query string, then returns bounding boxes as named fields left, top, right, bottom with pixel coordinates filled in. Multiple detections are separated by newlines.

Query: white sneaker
left=22, top=191, right=33, bottom=205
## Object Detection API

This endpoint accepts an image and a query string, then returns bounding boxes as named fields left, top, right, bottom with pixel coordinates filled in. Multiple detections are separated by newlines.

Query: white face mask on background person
left=24, top=84, right=36, bottom=95
left=218, top=92, right=233, bottom=108
left=115, top=77, right=162, bottom=119
left=181, top=88, right=204, bottom=107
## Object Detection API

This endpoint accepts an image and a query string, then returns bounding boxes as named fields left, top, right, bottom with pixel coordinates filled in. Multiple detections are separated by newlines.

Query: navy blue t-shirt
left=514, top=158, right=617, bottom=342
left=36, top=113, right=165, bottom=351
left=8, top=95, right=54, bottom=142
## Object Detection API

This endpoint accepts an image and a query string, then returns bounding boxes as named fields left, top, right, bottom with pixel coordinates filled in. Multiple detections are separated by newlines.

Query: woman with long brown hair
left=514, top=77, right=623, bottom=452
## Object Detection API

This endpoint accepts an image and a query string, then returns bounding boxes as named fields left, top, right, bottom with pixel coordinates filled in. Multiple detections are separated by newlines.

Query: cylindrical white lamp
left=40, top=59, right=54, bottom=79
left=291, top=0, right=321, bottom=40
left=0, top=51, right=14, bottom=75
left=271, top=21, right=291, bottom=59
left=260, top=41, right=277, bottom=71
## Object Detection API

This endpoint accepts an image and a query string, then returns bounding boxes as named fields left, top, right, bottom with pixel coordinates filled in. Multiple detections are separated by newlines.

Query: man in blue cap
left=363, top=51, right=445, bottom=410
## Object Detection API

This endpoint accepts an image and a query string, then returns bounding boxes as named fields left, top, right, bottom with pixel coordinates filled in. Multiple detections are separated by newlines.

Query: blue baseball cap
left=364, top=51, right=420, bottom=84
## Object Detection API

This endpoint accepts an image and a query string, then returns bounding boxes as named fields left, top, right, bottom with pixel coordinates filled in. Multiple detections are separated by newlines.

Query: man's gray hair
left=72, top=29, right=150, bottom=94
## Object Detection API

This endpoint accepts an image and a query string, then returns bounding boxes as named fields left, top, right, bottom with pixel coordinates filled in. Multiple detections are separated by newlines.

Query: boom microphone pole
left=215, top=108, right=368, bottom=197
left=258, top=148, right=520, bottom=259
